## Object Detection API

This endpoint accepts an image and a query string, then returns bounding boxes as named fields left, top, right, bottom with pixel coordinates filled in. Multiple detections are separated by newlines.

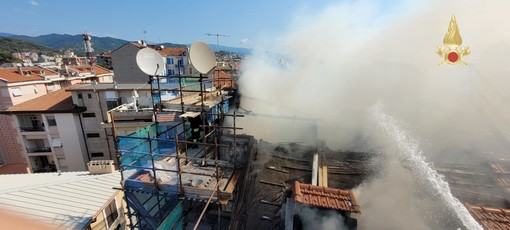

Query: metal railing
left=19, top=126, right=45, bottom=132
left=26, top=146, right=52, bottom=153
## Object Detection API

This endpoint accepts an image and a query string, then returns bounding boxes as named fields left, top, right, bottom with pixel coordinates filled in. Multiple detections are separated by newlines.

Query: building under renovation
left=113, top=42, right=373, bottom=229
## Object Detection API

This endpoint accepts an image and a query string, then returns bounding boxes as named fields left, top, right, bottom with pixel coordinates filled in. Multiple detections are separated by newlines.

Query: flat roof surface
left=0, top=171, right=121, bottom=229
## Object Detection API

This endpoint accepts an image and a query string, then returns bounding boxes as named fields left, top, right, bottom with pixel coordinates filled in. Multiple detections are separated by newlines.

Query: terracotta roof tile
left=159, top=47, right=186, bottom=56
left=156, top=112, right=180, bottom=122
left=70, top=65, right=110, bottom=75
left=132, top=43, right=144, bottom=49
left=3, top=89, right=83, bottom=113
left=213, top=71, right=233, bottom=88
left=293, top=181, right=360, bottom=213
left=0, top=66, right=58, bottom=83
left=466, top=204, right=510, bottom=229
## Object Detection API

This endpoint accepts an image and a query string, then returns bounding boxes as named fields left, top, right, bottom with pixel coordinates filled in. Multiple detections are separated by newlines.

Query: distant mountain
left=210, top=45, right=251, bottom=56
left=2, top=32, right=252, bottom=56
left=10, top=33, right=127, bottom=55
left=0, top=36, right=57, bottom=54
left=0, top=32, right=15, bottom=37
left=159, top=42, right=187, bottom=48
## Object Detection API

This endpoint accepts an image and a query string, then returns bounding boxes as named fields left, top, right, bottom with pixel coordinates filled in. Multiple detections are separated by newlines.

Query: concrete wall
left=89, top=191, right=127, bottom=230
left=71, top=91, right=113, bottom=161
left=112, top=43, right=148, bottom=83
left=55, top=113, right=88, bottom=171
left=8, top=83, right=48, bottom=107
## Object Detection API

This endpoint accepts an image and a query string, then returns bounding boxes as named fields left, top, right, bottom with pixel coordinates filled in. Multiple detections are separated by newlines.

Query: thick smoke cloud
left=237, top=0, right=510, bottom=229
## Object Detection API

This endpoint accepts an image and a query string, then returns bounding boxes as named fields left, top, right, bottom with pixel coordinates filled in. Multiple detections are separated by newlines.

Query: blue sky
left=0, top=0, right=346, bottom=48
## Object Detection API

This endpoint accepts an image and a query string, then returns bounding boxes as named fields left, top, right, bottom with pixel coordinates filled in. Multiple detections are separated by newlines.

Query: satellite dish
left=189, top=41, right=216, bottom=74
left=136, top=48, right=164, bottom=76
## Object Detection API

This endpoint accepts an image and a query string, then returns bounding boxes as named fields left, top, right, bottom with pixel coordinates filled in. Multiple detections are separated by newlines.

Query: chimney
left=17, top=66, right=23, bottom=75
left=87, top=160, right=115, bottom=174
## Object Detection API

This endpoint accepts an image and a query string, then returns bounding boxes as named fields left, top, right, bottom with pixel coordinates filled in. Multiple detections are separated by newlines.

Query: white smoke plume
left=237, top=0, right=510, bottom=229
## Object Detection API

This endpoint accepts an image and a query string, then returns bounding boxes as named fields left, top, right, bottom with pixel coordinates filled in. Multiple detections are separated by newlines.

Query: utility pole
left=205, top=33, right=230, bottom=49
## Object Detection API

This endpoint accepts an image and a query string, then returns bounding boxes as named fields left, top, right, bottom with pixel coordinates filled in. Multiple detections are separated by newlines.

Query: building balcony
left=26, top=146, right=52, bottom=154
left=107, top=103, right=154, bottom=123
left=20, top=126, right=46, bottom=132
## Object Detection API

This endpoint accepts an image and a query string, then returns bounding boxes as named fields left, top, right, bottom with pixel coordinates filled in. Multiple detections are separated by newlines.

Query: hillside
left=6, top=32, right=251, bottom=56
left=0, top=36, right=58, bottom=55
left=11, top=33, right=127, bottom=55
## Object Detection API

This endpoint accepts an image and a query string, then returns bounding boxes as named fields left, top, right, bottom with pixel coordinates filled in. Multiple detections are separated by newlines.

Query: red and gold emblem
left=437, top=15, right=470, bottom=66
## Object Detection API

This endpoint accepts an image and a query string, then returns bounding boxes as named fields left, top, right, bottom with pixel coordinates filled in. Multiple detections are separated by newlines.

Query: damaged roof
left=293, top=181, right=360, bottom=213
left=466, top=204, right=510, bottom=229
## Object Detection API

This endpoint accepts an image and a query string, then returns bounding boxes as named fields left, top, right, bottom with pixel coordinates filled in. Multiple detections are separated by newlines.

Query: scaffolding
left=116, top=64, right=249, bottom=229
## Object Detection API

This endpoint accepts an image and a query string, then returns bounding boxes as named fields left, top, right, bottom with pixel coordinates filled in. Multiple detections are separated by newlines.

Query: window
left=90, top=152, right=104, bottom=157
left=106, top=100, right=120, bottom=110
left=105, top=91, right=117, bottom=100
left=51, top=138, right=62, bottom=148
left=46, top=116, right=57, bottom=126
left=77, top=93, right=82, bottom=99
left=82, top=113, right=96, bottom=118
left=11, top=88, right=22, bottom=97
left=105, top=199, right=119, bottom=227
left=47, top=83, right=55, bottom=91
left=86, top=133, right=100, bottom=138
left=167, top=57, right=174, bottom=64
left=87, top=93, right=92, bottom=99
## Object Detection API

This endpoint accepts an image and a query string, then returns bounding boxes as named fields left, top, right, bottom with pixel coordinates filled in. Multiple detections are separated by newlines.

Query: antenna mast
left=81, top=32, right=95, bottom=66
left=205, top=33, right=230, bottom=49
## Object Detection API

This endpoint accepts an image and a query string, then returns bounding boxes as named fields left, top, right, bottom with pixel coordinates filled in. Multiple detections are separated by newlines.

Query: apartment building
left=67, top=83, right=154, bottom=163
left=0, top=66, right=61, bottom=172
left=0, top=89, right=88, bottom=172
left=111, top=42, right=198, bottom=83
left=0, top=65, right=113, bottom=173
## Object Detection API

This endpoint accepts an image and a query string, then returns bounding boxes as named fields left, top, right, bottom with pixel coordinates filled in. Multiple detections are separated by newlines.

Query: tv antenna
left=205, top=33, right=230, bottom=49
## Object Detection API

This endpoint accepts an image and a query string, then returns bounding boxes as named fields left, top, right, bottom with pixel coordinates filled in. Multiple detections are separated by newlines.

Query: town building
left=0, top=89, right=87, bottom=172
left=0, top=65, right=113, bottom=174
left=0, top=66, right=61, bottom=173
left=67, top=83, right=153, bottom=163
left=111, top=42, right=198, bottom=83
left=97, top=51, right=113, bottom=69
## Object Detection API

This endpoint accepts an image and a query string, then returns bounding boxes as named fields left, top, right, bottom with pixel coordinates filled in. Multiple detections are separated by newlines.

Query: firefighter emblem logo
left=437, top=15, right=470, bottom=66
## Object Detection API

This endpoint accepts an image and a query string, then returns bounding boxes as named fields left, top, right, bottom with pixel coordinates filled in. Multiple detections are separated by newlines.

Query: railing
left=106, top=103, right=154, bottom=123
left=19, top=126, right=45, bottom=132
left=26, top=146, right=52, bottom=153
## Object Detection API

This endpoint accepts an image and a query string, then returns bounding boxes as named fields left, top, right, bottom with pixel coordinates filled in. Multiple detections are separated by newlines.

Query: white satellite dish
left=136, top=48, right=165, bottom=76
left=189, top=41, right=216, bottom=74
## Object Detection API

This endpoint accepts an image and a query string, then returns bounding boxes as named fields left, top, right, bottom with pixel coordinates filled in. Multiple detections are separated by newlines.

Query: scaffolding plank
left=223, top=169, right=242, bottom=193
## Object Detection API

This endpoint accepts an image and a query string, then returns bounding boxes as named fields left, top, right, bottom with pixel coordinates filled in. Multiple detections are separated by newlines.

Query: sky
left=0, top=0, right=355, bottom=48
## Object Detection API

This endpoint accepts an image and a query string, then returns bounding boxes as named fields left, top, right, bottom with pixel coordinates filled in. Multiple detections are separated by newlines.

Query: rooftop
left=160, top=47, right=186, bottom=56
left=2, top=89, right=84, bottom=114
left=0, top=66, right=58, bottom=83
left=0, top=171, right=121, bottom=229
left=69, top=65, right=111, bottom=75
left=293, top=181, right=360, bottom=213
left=466, top=204, right=510, bottom=229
